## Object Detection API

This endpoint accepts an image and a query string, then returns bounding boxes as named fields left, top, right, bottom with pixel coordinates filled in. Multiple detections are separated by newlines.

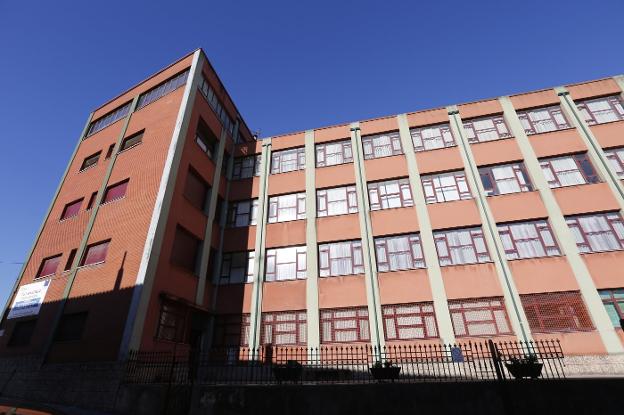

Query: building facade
left=1, top=49, right=624, bottom=362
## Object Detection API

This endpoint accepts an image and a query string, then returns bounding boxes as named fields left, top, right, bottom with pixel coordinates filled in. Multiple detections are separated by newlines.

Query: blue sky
left=1, top=0, right=623, bottom=309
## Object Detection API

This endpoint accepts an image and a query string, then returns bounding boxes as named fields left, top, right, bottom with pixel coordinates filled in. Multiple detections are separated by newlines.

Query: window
left=320, top=307, right=370, bottom=343
left=498, top=220, right=560, bottom=260
left=198, top=75, right=236, bottom=136
left=102, top=179, right=129, bottom=204
left=220, top=251, right=255, bottom=284
left=184, top=168, right=210, bottom=212
left=232, top=154, right=261, bottom=180
left=170, top=226, right=201, bottom=273
left=64, top=249, right=77, bottom=271
left=382, top=303, right=438, bottom=340
left=213, top=314, right=250, bottom=346
left=86, top=191, right=98, bottom=210
left=566, top=212, right=624, bottom=253
left=317, top=185, right=358, bottom=217
left=60, top=198, right=83, bottom=220
left=449, top=298, right=511, bottom=337
left=7, top=319, right=37, bottom=347
left=316, top=140, right=353, bottom=167
left=434, top=227, right=491, bottom=266
left=36, top=255, right=61, bottom=278
left=261, top=311, right=307, bottom=346
left=517, top=105, right=570, bottom=135
left=421, top=171, right=471, bottom=203
left=598, top=289, right=624, bottom=327
left=268, top=193, right=306, bottom=223
left=319, top=240, right=364, bottom=277
left=86, top=102, right=131, bottom=136
left=80, top=152, right=101, bottom=171
left=577, top=95, right=624, bottom=126
left=265, top=246, right=307, bottom=281
left=368, top=178, right=413, bottom=210
left=105, top=143, right=115, bottom=159
left=195, top=119, right=218, bottom=159
left=54, top=312, right=88, bottom=342
left=155, top=300, right=190, bottom=343
left=479, top=163, right=533, bottom=196
left=605, top=147, right=624, bottom=179
left=362, top=131, right=403, bottom=159
left=540, top=153, right=600, bottom=188
left=410, top=123, right=456, bottom=152
left=137, top=70, right=189, bottom=110
left=271, top=147, right=305, bottom=174
left=375, top=233, right=425, bottom=272
left=120, top=130, right=144, bottom=152
left=521, top=291, right=594, bottom=332
left=226, top=199, right=259, bottom=227
left=80, top=240, right=110, bottom=266
left=463, top=114, right=512, bottom=143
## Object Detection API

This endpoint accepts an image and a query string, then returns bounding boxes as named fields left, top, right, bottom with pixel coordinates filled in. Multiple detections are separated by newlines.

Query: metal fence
left=123, top=339, right=565, bottom=385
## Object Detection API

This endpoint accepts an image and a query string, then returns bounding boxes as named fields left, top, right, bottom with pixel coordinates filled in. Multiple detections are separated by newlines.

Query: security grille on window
left=598, top=288, right=624, bottom=327
left=517, top=105, right=570, bottom=135
left=320, top=307, right=370, bottom=343
left=368, top=178, right=413, bottom=210
left=220, top=251, right=254, bottom=284
left=268, top=193, right=306, bottom=223
left=520, top=291, right=594, bottom=332
left=319, top=240, right=365, bottom=277
left=383, top=303, right=438, bottom=341
left=434, top=227, right=491, bottom=266
left=479, top=163, right=533, bottom=196
left=265, top=246, right=307, bottom=281
left=577, top=95, right=624, bottom=126
left=498, top=220, right=560, bottom=260
left=421, top=171, right=471, bottom=203
left=410, top=123, right=456, bottom=152
left=539, top=153, right=600, bottom=188
left=375, top=233, right=425, bottom=272
left=261, top=311, right=307, bottom=346
left=605, top=147, right=624, bottom=179
left=232, top=154, right=261, bottom=180
left=213, top=314, right=250, bottom=346
left=566, top=212, right=624, bottom=253
left=271, top=147, right=305, bottom=174
left=317, top=185, right=358, bottom=217
left=362, top=131, right=403, bottom=159
left=156, top=301, right=189, bottom=343
left=463, top=114, right=512, bottom=143
left=449, top=298, right=511, bottom=337
left=226, top=199, right=259, bottom=227
left=316, top=140, right=353, bottom=167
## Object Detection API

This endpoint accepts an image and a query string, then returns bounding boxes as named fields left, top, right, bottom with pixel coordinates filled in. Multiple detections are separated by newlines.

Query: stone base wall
left=564, top=354, right=624, bottom=377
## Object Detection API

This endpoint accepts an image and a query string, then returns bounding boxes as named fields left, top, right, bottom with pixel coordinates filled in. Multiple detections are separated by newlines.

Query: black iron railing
left=123, top=339, right=565, bottom=385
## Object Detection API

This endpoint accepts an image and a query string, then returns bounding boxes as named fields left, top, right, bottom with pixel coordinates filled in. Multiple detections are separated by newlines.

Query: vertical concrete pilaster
left=304, top=130, right=321, bottom=349
left=396, top=114, right=456, bottom=344
left=447, top=106, right=531, bottom=343
left=350, top=123, right=385, bottom=348
left=555, top=87, right=624, bottom=209
left=499, top=96, right=623, bottom=354
left=248, top=138, right=272, bottom=350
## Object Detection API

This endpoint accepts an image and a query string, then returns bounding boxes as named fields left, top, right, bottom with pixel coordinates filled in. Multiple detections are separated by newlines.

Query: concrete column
left=248, top=138, right=272, bottom=350
left=304, top=130, right=321, bottom=348
left=499, top=96, right=623, bottom=354
left=350, top=123, right=385, bottom=348
left=195, top=128, right=229, bottom=305
left=556, top=87, right=624, bottom=208
left=396, top=114, right=456, bottom=344
left=447, top=106, right=532, bottom=343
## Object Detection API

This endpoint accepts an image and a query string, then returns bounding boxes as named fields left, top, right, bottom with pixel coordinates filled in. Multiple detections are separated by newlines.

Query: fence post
left=487, top=340, right=504, bottom=381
